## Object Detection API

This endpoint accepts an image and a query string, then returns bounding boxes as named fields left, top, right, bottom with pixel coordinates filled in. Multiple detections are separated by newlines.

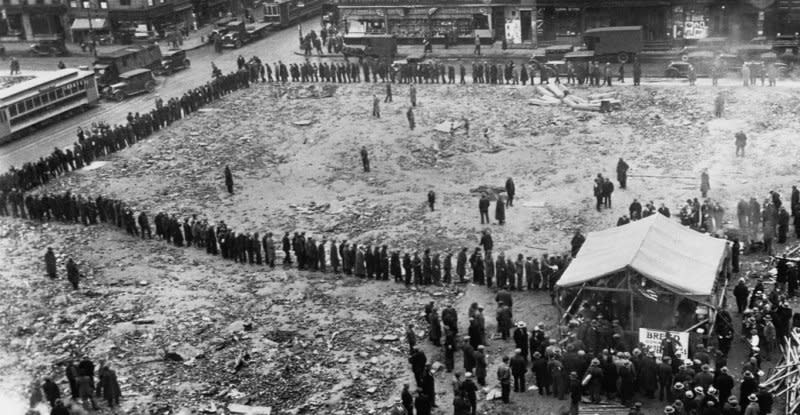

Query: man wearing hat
left=510, top=348, right=527, bottom=393
left=744, top=394, right=760, bottom=415
left=585, top=358, right=603, bottom=403
left=531, top=351, right=550, bottom=396
left=496, top=357, right=511, bottom=404
left=461, top=372, right=478, bottom=414
left=739, top=371, right=758, bottom=409
left=663, top=405, right=675, bottom=414
left=474, top=345, right=487, bottom=386
left=713, top=367, right=734, bottom=404
left=462, top=336, right=476, bottom=374
left=722, top=396, right=740, bottom=415
left=569, top=372, right=582, bottom=415
left=513, top=322, right=529, bottom=360
left=756, top=384, right=773, bottom=415
left=422, top=363, right=436, bottom=408
left=657, top=356, right=674, bottom=402
left=694, top=364, right=713, bottom=390
left=409, top=346, right=427, bottom=386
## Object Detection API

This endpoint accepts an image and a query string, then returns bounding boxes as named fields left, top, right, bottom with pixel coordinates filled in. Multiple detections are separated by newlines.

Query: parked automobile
left=155, top=49, right=190, bottom=75
left=29, top=39, right=69, bottom=56
left=665, top=61, right=692, bottom=78
left=102, top=68, right=156, bottom=101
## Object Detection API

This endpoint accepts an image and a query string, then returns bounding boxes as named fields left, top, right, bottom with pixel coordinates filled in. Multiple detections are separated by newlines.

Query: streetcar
left=0, top=69, right=99, bottom=144
left=263, top=0, right=323, bottom=29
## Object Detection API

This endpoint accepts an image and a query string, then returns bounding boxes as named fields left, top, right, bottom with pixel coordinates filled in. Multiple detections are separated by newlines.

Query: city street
left=0, top=16, right=319, bottom=172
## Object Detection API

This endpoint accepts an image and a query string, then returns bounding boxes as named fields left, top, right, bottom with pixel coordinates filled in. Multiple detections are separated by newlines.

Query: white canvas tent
left=557, top=214, right=730, bottom=331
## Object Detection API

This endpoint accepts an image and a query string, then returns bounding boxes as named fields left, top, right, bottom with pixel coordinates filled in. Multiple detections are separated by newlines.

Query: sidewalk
left=1, top=28, right=210, bottom=58
left=294, top=43, right=533, bottom=61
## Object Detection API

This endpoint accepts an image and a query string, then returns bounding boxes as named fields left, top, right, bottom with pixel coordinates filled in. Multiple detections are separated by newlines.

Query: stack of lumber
left=761, top=329, right=800, bottom=414
left=528, top=84, right=622, bottom=112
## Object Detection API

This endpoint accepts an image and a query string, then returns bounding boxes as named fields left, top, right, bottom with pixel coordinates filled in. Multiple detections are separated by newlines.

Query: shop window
left=69, top=0, right=77, bottom=7
left=99, top=0, right=107, bottom=8
left=81, top=0, right=89, bottom=8
left=147, top=0, right=153, bottom=6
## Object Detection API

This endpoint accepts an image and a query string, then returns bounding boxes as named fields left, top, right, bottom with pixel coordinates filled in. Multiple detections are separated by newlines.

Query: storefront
left=340, top=5, right=490, bottom=42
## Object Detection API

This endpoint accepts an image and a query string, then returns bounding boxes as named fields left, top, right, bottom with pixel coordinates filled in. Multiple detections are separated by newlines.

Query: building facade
left=67, top=0, right=194, bottom=43
left=0, top=0, right=68, bottom=40
left=333, top=0, right=792, bottom=47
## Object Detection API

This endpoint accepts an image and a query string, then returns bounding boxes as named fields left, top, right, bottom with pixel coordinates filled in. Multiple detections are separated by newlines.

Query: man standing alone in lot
left=372, top=94, right=380, bottom=118
left=616, top=157, right=629, bottom=189
left=474, top=34, right=481, bottom=55
left=360, top=146, right=370, bottom=172
left=479, top=194, right=490, bottom=224
left=224, top=165, right=234, bottom=194
left=735, top=131, right=747, bottom=157
left=632, top=58, right=641, bottom=86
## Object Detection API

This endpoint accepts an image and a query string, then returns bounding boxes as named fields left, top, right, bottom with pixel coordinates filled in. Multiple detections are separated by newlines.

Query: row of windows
left=0, top=0, right=49, bottom=6
left=9, top=91, right=88, bottom=127
left=264, top=5, right=279, bottom=16
left=7, top=79, right=89, bottom=118
left=68, top=0, right=175, bottom=8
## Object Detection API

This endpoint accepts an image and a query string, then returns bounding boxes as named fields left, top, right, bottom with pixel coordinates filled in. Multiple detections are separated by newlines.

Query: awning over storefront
left=70, top=18, right=109, bottom=31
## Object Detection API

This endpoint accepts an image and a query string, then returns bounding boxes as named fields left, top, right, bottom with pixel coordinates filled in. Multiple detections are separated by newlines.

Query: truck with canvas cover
left=582, top=26, right=643, bottom=63
left=93, top=44, right=162, bottom=89
left=221, top=21, right=273, bottom=48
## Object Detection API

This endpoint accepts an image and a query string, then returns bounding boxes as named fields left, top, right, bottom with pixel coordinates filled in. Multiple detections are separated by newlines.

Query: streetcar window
left=9, top=105, right=16, bottom=117
left=56, top=88, right=64, bottom=98
left=41, top=94, right=49, bottom=104
left=34, top=96, right=41, bottom=107
left=25, top=99, right=33, bottom=111
left=49, top=91, right=56, bottom=101
left=16, top=103, right=23, bottom=115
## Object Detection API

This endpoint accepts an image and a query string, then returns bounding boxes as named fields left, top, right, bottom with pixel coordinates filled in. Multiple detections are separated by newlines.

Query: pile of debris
left=529, top=84, right=622, bottom=112
left=761, top=328, right=800, bottom=414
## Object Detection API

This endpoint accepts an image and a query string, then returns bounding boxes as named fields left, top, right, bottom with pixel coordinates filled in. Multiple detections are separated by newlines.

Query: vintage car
left=103, top=68, right=156, bottom=101
left=155, top=49, right=190, bottom=75
left=665, top=61, right=692, bottom=78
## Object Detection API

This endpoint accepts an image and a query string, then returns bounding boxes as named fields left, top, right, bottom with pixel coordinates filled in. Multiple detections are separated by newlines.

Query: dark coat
left=101, top=369, right=122, bottom=403
left=495, top=197, right=506, bottom=222
left=45, top=249, right=57, bottom=278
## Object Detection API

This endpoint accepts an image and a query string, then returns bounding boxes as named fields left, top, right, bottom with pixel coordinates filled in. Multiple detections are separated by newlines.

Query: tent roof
left=557, top=214, right=728, bottom=296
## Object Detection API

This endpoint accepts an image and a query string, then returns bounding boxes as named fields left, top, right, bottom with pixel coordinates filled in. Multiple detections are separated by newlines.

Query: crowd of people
left=2, top=28, right=799, bottom=415
left=395, top=274, right=800, bottom=415
left=27, top=356, right=121, bottom=414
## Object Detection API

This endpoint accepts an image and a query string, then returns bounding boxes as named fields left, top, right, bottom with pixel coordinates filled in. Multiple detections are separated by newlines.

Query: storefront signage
left=638, top=328, right=689, bottom=358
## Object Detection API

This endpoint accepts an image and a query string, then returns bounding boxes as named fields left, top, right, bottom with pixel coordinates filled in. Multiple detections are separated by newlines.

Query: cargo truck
left=582, top=26, right=643, bottom=63
left=93, top=44, right=162, bottom=89
left=221, top=21, right=274, bottom=48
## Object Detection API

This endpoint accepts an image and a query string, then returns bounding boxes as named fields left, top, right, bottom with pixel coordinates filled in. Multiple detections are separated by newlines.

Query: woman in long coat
left=100, top=366, right=122, bottom=407
left=495, top=196, right=506, bottom=225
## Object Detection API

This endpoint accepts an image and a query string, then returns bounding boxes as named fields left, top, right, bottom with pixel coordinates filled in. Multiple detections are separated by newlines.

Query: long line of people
left=0, top=67, right=255, bottom=196
left=5, top=185, right=574, bottom=298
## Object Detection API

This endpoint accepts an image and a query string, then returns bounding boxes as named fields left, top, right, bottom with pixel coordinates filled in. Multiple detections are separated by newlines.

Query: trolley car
left=263, top=0, right=323, bottom=29
left=0, top=69, right=99, bottom=144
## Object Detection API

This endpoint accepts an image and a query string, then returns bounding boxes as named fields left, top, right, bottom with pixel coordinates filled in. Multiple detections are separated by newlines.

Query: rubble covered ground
left=3, top=81, right=800, bottom=414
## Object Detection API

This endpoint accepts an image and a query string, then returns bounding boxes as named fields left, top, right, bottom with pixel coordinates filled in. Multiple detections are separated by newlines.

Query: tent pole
left=628, top=271, right=635, bottom=333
